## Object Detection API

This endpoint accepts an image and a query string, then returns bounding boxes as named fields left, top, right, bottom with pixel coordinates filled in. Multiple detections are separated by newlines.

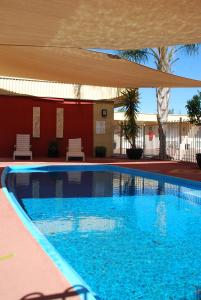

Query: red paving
left=0, top=157, right=201, bottom=300
left=114, top=160, right=201, bottom=182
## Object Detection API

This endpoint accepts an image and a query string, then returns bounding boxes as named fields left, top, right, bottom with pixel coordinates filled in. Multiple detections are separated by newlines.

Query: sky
left=93, top=47, right=201, bottom=115
left=140, top=50, right=201, bottom=114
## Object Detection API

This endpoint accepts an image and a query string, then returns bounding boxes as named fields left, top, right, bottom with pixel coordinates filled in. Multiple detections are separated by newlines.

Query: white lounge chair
left=66, top=138, right=85, bottom=161
left=13, top=134, right=32, bottom=160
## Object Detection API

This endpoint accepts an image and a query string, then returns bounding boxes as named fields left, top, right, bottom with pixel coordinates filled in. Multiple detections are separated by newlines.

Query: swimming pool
left=3, top=165, right=201, bottom=299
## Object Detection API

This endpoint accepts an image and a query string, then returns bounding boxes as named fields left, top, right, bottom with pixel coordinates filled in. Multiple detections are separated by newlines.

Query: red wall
left=0, top=96, right=93, bottom=157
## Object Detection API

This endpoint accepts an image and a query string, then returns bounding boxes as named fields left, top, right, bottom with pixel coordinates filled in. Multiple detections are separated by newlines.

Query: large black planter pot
left=196, top=153, right=201, bottom=169
left=126, top=148, right=143, bottom=160
left=95, top=146, right=107, bottom=158
left=48, top=148, right=59, bottom=157
left=48, top=141, right=59, bottom=157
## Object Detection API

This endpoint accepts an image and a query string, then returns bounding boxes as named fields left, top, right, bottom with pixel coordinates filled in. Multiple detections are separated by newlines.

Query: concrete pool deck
left=0, top=157, right=200, bottom=300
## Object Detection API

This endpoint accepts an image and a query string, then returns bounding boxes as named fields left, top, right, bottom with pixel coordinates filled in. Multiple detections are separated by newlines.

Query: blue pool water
left=5, top=165, right=201, bottom=299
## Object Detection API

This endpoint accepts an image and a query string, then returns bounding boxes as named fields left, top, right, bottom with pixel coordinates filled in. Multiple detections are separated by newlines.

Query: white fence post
left=120, top=122, right=123, bottom=155
left=143, top=124, right=146, bottom=158
left=179, top=117, right=182, bottom=160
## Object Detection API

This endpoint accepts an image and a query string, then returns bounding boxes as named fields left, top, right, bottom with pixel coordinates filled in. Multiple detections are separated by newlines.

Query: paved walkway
left=0, top=158, right=200, bottom=300
left=114, top=160, right=201, bottom=182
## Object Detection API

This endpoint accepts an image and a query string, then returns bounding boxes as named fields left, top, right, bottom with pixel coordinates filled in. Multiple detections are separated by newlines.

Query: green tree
left=116, top=88, right=140, bottom=149
left=186, top=91, right=201, bottom=125
left=118, top=45, right=199, bottom=159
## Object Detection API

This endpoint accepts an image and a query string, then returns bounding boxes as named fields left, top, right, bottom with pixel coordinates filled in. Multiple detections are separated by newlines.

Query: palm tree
left=117, top=88, right=140, bottom=149
left=118, top=44, right=199, bottom=159
left=116, top=88, right=143, bottom=159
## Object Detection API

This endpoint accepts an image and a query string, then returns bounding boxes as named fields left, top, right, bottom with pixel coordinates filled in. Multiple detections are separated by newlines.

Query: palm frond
left=118, top=49, right=149, bottom=64
left=149, top=48, right=160, bottom=61
left=180, top=44, right=200, bottom=55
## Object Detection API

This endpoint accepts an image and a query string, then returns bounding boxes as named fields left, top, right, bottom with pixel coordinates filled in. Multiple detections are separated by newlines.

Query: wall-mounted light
left=101, top=109, right=107, bottom=117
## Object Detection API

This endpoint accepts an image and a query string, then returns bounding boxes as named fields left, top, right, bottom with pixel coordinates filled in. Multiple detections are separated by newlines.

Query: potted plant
left=95, top=146, right=107, bottom=157
left=48, top=140, right=59, bottom=157
left=186, top=91, right=201, bottom=168
left=117, top=88, right=143, bottom=159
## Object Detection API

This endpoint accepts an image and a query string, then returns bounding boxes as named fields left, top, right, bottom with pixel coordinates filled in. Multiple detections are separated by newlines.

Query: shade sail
left=0, top=0, right=201, bottom=50
left=0, top=47, right=201, bottom=88
left=0, top=1, right=201, bottom=88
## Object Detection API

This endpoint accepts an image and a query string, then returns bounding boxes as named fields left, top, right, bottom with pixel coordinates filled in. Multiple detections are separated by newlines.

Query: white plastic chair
left=13, top=134, right=32, bottom=160
left=66, top=138, right=85, bottom=161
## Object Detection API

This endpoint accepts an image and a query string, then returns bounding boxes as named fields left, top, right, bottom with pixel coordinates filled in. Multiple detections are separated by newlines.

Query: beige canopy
left=1, top=47, right=201, bottom=88
left=0, top=0, right=201, bottom=87
left=1, top=0, right=201, bottom=49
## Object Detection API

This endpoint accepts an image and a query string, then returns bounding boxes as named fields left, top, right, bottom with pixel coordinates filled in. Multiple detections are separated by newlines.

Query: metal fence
left=113, top=120, right=201, bottom=162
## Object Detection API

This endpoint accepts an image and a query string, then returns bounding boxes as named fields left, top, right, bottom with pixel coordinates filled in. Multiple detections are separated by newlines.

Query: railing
left=113, top=120, right=201, bottom=162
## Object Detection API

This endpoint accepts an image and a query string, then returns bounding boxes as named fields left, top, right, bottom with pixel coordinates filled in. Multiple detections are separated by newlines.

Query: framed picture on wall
left=56, top=108, right=64, bottom=138
left=96, top=121, right=106, bottom=134
left=32, top=107, right=40, bottom=138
